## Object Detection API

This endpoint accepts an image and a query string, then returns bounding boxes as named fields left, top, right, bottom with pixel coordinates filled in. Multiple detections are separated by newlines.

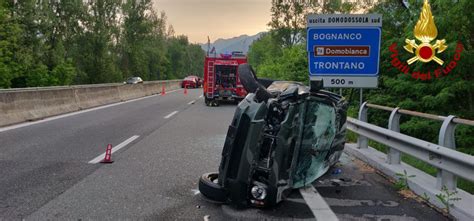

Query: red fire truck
left=203, top=52, right=248, bottom=106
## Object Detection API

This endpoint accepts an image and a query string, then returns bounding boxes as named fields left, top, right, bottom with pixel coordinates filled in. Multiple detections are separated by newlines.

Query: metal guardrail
left=0, top=80, right=183, bottom=92
left=349, top=102, right=474, bottom=191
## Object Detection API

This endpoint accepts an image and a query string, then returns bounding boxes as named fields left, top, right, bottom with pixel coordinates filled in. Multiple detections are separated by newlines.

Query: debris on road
left=332, top=168, right=342, bottom=175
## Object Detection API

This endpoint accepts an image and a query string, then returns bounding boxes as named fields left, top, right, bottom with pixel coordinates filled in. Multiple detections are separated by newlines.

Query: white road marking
left=337, top=214, right=417, bottom=221
left=88, top=135, right=140, bottom=164
left=199, top=95, right=203, bottom=98
left=188, top=100, right=196, bottom=105
left=300, top=185, right=339, bottom=221
left=0, top=89, right=182, bottom=133
left=324, top=198, right=399, bottom=207
left=285, top=197, right=306, bottom=204
left=191, top=189, right=200, bottom=195
left=164, top=111, right=178, bottom=119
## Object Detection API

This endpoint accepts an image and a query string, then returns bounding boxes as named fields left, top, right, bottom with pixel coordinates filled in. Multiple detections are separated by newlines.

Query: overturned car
left=199, top=64, right=348, bottom=207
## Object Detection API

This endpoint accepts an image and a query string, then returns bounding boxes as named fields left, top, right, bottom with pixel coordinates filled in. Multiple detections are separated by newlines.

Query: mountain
left=200, top=32, right=265, bottom=55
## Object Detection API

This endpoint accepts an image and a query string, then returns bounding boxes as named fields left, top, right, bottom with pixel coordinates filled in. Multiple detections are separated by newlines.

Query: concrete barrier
left=75, top=85, right=121, bottom=109
left=118, top=84, right=146, bottom=101
left=0, top=80, right=182, bottom=127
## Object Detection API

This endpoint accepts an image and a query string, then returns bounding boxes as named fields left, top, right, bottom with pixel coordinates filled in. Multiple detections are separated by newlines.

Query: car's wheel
left=238, top=64, right=273, bottom=102
left=238, top=64, right=259, bottom=93
left=199, top=172, right=226, bottom=203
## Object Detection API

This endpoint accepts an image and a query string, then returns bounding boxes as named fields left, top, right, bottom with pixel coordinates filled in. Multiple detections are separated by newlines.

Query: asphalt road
left=0, top=88, right=450, bottom=220
left=315, top=154, right=450, bottom=221
left=0, top=89, right=211, bottom=219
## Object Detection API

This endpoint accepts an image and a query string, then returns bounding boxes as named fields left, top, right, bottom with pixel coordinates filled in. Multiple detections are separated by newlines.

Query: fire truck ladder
left=207, top=61, right=215, bottom=98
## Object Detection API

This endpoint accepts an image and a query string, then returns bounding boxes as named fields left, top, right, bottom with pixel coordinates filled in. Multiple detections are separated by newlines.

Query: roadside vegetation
left=0, top=0, right=204, bottom=89
left=248, top=0, right=473, bottom=193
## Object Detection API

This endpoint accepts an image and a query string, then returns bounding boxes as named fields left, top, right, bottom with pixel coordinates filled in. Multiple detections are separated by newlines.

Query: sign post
left=307, top=14, right=382, bottom=88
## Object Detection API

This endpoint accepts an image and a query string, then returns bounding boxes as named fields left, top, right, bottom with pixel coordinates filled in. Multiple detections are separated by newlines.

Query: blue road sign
left=306, top=14, right=382, bottom=88
left=307, top=27, right=381, bottom=76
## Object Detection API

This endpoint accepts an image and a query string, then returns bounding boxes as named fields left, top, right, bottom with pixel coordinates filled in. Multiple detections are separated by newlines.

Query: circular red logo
left=419, top=46, right=433, bottom=60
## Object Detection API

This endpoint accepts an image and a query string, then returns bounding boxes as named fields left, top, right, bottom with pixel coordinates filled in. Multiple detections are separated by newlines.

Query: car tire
left=238, top=64, right=259, bottom=93
left=199, top=172, right=226, bottom=203
left=238, top=64, right=273, bottom=102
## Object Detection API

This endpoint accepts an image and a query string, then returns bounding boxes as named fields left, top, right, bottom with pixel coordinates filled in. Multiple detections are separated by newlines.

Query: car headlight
left=250, top=185, right=267, bottom=200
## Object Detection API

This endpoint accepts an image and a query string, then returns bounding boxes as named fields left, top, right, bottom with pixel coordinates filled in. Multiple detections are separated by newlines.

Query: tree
left=268, top=0, right=374, bottom=48
left=0, top=2, right=22, bottom=88
left=366, top=0, right=473, bottom=150
left=257, top=45, right=308, bottom=83
left=268, top=0, right=307, bottom=47
left=186, top=44, right=206, bottom=77
left=0, top=0, right=206, bottom=88
left=247, top=32, right=282, bottom=71
left=39, top=0, right=84, bottom=85
left=120, top=0, right=162, bottom=80
left=166, top=35, right=188, bottom=79
left=77, top=0, right=122, bottom=84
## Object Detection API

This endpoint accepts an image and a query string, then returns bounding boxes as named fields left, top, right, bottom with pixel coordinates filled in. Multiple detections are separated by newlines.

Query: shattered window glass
left=292, top=99, right=336, bottom=188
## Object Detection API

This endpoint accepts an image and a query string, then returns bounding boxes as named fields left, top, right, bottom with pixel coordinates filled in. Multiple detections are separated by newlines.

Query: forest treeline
left=248, top=0, right=473, bottom=154
left=0, top=0, right=205, bottom=88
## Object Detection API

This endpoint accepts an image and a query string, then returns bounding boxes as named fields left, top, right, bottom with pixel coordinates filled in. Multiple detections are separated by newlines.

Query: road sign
left=307, top=14, right=382, bottom=88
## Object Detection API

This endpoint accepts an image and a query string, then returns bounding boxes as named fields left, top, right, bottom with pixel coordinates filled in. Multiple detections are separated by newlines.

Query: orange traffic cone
left=100, top=144, right=114, bottom=164
left=161, top=83, right=166, bottom=96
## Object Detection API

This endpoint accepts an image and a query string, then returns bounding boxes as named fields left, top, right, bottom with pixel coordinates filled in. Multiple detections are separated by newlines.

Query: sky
left=152, top=0, right=272, bottom=44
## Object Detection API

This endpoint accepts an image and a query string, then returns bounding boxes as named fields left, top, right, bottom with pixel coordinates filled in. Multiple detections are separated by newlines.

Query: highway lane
left=27, top=95, right=238, bottom=220
left=0, top=88, right=201, bottom=219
